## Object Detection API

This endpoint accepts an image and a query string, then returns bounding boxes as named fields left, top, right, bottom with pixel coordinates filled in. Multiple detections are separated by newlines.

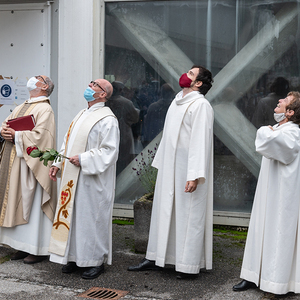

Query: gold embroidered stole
left=0, top=103, right=37, bottom=226
left=49, top=106, right=114, bottom=256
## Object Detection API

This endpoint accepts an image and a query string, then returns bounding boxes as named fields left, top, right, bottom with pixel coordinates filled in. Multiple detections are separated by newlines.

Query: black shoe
left=62, top=262, right=78, bottom=273
left=176, top=272, right=198, bottom=280
left=81, top=264, right=104, bottom=279
left=10, top=251, right=29, bottom=261
left=127, top=258, right=160, bottom=271
left=233, top=280, right=256, bottom=291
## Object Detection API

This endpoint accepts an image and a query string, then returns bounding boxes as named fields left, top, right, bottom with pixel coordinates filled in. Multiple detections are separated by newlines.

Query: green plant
left=132, top=144, right=158, bottom=194
left=27, top=146, right=69, bottom=166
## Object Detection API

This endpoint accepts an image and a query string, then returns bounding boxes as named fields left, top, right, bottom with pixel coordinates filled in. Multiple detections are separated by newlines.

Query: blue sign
left=0, top=79, right=15, bottom=104
left=1, top=84, right=12, bottom=98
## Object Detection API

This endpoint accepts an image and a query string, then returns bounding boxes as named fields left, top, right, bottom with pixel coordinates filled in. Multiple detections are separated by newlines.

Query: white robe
left=50, top=102, right=119, bottom=267
left=241, top=121, right=300, bottom=294
left=0, top=178, right=52, bottom=255
left=146, top=90, right=214, bottom=274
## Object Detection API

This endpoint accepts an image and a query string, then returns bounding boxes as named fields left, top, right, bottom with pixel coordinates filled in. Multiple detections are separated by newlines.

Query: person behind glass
left=128, top=66, right=214, bottom=279
left=48, top=79, right=120, bottom=279
left=233, top=91, right=300, bottom=294
left=0, top=76, right=57, bottom=264
left=143, top=83, right=175, bottom=145
left=252, top=77, right=290, bottom=128
left=106, top=81, right=139, bottom=175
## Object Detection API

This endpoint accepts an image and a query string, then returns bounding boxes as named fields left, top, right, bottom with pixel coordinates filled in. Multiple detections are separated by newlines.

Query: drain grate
left=77, top=287, right=129, bottom=299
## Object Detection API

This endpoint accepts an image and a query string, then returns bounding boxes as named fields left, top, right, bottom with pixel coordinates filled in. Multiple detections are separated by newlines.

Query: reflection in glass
left=105, top=1, right=300, bottom=213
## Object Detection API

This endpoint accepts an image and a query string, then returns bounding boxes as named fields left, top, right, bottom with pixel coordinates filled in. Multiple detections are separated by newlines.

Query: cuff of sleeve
left=80, top=152, right=89, bottom=173
left=187, top=170, right=206, bottom=184
left=52, top=159, right=63, bottom=170
left=15, top=131, right=23, bottom=158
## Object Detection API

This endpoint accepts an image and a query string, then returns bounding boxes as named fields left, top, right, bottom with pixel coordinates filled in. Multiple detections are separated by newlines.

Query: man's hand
left=49, top=166, right=59, bottom=181
left=184, top=179, right=199, bottom=193
left=69, top=155, right=80, bottom=167
left=1, top=124, right=15, bottom=143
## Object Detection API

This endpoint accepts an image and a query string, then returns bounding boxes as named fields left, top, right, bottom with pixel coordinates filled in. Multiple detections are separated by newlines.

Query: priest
left=49, top=79, right=119, bottom=279
left=233, top=91, right=300, bottom=294
left=128, top=66, right=214, bottom=279
left=0, top=75, right=57, bottom=264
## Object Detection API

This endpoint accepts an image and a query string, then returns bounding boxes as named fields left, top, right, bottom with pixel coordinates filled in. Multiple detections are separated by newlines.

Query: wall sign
left=0, top=78, right=15, bottom=105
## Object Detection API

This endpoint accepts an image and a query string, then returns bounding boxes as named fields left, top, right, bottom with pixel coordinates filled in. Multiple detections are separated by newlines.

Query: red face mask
left=179, top=73, right=192, bottom=88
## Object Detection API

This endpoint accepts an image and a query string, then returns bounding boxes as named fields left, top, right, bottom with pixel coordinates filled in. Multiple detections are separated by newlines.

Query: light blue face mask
left=84, top=87, right=97, bottom=102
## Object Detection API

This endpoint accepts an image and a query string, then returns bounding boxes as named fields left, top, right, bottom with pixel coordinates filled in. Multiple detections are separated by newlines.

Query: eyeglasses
left=35, top=75, right=47, bottom=85
left=90, top=81, right=106, bottom=93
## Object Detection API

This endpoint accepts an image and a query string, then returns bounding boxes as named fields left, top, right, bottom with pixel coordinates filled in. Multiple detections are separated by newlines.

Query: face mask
left=179, top=73, right=192, bottom=88
left=84, top=87, right=98, bottom=102
left=27, top=77, right=39, bottom=91
left=274, top=112, right=286, bottom=123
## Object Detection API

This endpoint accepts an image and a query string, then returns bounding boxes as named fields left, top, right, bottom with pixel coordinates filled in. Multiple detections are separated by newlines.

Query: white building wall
left=56, top=0, right=94, bottom=147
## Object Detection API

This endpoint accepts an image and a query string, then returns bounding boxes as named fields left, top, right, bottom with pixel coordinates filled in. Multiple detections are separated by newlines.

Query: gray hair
left=105, top=86, right=113, bottom=100
left=44, top=76, right=54, bottom=96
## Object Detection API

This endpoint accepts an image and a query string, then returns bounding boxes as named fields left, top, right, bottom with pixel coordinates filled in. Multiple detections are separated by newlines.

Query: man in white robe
left=233, top=91, right=300, bottom=294
left=49, top=79, right=119, bottom=279
left=0, top=75, right=57, bottom=264
left=128, top=66, right=214, bottom=279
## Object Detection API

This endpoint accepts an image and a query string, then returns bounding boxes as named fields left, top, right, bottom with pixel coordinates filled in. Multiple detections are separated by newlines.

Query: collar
left=273, top=121, right=298, bottom=130
left=87, top=102, right=105, bottom=111
left=175, top=90, right=203, bottom=105
left=27, top=96, right=49, bottom=103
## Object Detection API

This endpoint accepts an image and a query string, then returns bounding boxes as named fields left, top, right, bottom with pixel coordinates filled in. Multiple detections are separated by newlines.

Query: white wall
left=56, top=0, right=94, bottom=147
left=0, top=3, right=51, bottom=122
left=0, top=0, right=103, bottom=148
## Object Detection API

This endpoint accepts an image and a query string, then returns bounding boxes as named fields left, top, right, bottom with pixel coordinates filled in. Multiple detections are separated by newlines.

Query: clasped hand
left=1, top=124, right=15, bottom=143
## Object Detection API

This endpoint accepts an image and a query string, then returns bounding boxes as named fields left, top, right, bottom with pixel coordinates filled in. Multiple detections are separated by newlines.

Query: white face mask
left=26, top=77, right=39, bottom=91
left=274, top=112, right=286, bottom=123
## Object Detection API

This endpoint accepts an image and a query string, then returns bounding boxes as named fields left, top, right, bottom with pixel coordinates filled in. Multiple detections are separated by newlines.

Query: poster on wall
left=0, top=78, right=15, bottom=105
left=0, top=77, right=29, bottom=106
left=14, top=78, right=29, bottom=103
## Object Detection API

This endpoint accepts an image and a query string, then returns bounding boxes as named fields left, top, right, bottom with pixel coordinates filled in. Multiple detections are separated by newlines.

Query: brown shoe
left=10, top=251, right=29, bottom=260
left=23, top=255, right=48, bottom=264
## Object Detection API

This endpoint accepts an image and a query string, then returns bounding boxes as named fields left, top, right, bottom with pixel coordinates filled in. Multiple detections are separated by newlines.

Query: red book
left=7, top=114, right=36, bottom=131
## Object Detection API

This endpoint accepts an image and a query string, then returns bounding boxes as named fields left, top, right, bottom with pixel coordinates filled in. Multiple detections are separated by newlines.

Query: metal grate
left=77, top=287, right=129, bottom=300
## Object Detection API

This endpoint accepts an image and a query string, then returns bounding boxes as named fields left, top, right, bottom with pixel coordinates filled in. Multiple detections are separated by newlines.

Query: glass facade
left=104, top=1, right=300, bottom=213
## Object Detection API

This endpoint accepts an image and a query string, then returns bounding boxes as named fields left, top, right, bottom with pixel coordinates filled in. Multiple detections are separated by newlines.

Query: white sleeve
left=80, top=116, right=120, bottom=175
left=255, top=125, right=300, bottom=165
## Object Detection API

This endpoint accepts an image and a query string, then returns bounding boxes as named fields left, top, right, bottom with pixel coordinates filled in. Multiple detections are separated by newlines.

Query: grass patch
left=113, top=219, right=134, bottom=225
left=0, top=255, right=10, bottom=264
left=213, top=225, right=248, bottom=241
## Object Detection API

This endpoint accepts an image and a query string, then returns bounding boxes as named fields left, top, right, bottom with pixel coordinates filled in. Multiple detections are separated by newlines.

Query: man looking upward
left=0, top=75, right=57, bottom=264
left=128, top=66, right=214, bottom=279
left=233, top=91, right=300, bottom=295
left=49, top=79, right=120, bottom=279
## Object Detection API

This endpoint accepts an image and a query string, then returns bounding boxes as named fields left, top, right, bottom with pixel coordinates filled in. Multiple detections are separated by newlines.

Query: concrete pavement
left=0, top=224, right=299, bottom=300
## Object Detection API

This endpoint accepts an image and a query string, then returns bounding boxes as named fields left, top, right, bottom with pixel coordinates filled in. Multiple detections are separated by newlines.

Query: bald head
left=94, top=79, right=113, bottom=100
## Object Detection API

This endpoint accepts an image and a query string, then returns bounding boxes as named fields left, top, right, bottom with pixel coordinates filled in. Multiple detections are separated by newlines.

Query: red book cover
left=7, top=114, right=36, bottom=131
